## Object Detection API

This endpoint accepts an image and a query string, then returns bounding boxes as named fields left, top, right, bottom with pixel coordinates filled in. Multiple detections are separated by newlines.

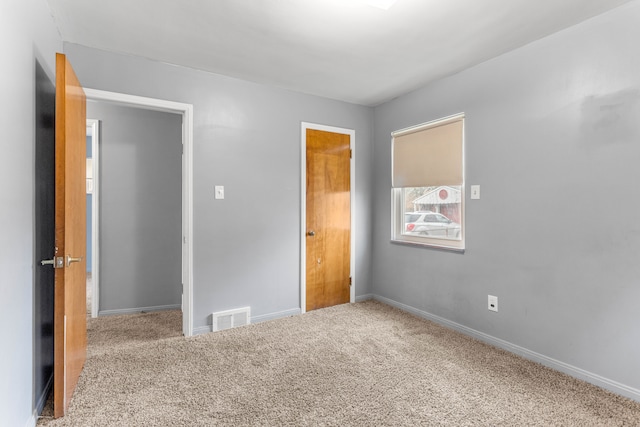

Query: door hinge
left=349, top=149, right=352, bottom=159
left=349, top=276, right=352, bottom=286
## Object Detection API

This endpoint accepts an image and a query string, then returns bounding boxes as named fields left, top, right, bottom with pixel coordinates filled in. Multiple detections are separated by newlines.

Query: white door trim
left=300, top=122, right=355, bottom=314
left=87, top=119, right=100, bottom=319
left=84, top=88, right=194, bottom=337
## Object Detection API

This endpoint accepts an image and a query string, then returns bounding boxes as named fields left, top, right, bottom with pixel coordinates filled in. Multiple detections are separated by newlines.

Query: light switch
left=214, top=185, right=225, bottom=200
left=470, top=185, right=480, bottom=200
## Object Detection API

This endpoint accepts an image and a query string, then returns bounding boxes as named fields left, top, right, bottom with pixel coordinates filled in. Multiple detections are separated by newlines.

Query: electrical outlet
left=488, top=295, right=498, bottom=312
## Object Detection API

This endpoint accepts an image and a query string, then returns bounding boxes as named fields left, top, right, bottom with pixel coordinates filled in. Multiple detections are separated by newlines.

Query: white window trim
left=390, top=113, right=465, bottom=252
left=391, top=187, right=465, bottom=252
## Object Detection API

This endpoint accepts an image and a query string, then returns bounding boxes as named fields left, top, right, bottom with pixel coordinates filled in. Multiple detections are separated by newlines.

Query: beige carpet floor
left=38, top=301, right=640, bottom=426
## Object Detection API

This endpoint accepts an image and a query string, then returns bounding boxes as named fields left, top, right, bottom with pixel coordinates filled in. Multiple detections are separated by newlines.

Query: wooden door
left=54, top=53, right=87, bottom=418
left=305, top=129, right=351, bottom=312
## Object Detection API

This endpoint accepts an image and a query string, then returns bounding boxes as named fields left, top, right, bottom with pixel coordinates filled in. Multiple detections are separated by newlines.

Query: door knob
left=66, top=255, right=83, bottom=267
left=307, top=230, right=316, bottom=237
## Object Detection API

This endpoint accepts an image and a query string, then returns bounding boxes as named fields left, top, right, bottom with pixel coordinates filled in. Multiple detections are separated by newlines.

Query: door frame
left=87, top=119, right=100, bottom=318
left=84, top=88, right=194, bottom=337
left=300, top=122, right=355, bottom=314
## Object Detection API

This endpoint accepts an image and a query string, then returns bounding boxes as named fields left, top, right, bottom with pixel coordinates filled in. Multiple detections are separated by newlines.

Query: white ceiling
left=45, top=0, right=632, bottom=106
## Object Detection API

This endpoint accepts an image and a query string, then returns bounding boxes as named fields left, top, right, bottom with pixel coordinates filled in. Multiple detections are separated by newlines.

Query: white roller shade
left=392, top=115, right=463, bottom=188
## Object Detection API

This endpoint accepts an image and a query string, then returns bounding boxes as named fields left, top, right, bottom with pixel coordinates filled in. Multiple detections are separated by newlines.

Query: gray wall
left=372, top=1, right=640, bottom=398
left=0, top=0, right=63, bottom=425
left=87, top=102, right=183, bottom=313
left=65, top=43, right=374, bottom=329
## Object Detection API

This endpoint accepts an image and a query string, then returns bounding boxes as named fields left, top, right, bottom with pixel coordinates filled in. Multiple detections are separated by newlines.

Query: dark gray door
left=34, top=60, right=56, bottom=415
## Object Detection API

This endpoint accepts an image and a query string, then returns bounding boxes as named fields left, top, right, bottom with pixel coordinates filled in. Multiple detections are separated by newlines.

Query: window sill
left=390, top=238, right=465, bottom=253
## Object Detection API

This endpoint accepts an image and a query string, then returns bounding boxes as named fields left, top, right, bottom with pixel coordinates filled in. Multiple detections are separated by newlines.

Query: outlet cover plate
left=488, top=295, right=498, bottom=312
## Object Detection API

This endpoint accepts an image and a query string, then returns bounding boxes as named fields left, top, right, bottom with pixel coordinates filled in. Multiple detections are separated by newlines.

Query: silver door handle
left=307, top=230, right=315, bottom=237
left=66, top=255, right=83, bottom=267
left=41, top=257, right=64, bottom=268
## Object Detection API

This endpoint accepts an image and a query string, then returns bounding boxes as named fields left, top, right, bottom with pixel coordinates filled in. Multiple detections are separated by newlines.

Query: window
left=391, top=114, right=464, bottom=251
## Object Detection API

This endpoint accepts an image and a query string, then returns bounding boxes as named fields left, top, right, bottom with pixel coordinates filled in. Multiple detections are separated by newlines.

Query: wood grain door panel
left=306, top=129, right=350, bottom=311
left=54, top=53, right=87, bottom=418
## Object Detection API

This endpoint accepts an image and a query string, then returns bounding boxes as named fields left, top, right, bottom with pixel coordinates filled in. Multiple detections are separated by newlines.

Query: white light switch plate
left=214, top=185, right=225, bottom=200
left=471, top=185, right=480, bottom=200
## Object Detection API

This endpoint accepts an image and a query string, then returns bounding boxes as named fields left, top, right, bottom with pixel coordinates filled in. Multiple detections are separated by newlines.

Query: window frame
left=390, top=114, right=465, bottom=252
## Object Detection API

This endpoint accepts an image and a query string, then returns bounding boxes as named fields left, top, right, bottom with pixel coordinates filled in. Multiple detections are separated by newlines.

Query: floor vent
left=211, top=307, right=251, bottom=332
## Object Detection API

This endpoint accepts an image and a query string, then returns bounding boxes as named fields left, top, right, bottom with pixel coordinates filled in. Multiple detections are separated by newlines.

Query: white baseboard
left=192, top=325, right=212, bottom=336
left=374, top=295, right=640, bottom=403
left=28, top=373, right=53, bottom=427
left=25, top=412, right=36, bottom=427
left=251, top=308, right=300, bottom=324
left=355, top=293, right=373, bottom=302
left=34, top=374, right=53, bottom=418
left=98, top=304, right=181, bottom=317
left=192, top=307, right=301, bottom=336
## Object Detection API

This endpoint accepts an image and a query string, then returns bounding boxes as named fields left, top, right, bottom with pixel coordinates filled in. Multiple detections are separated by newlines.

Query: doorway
left=86, top=119, right=99, bottom=318
left=84, top=89, right=194, bottom=336
left=300, top=123, right=355, bottom=313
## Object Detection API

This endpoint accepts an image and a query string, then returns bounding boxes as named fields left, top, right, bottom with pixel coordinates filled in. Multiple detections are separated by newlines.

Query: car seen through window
left=404, top=211, right=460, bottom=239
